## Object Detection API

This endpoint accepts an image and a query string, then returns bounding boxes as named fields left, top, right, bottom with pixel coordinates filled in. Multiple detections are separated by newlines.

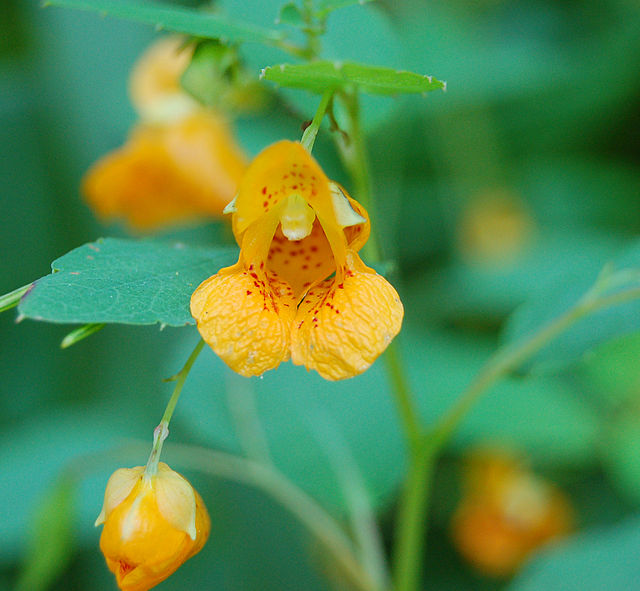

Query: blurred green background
left=1, top=0, right=639, bottom=590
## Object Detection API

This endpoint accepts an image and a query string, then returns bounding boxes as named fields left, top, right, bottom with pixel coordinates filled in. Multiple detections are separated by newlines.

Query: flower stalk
left=300, top=89, right=334, bottom=153
left=144, top=338, right=205, bottom=477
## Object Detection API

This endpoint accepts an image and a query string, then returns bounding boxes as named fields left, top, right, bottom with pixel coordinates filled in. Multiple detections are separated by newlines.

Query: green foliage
left=508, top=515, right=640, bottom=591
left=277, top=3, right=305, bottom=26
left=17, top=238, right=237, bottom=327
left=14, top=477, right=76, bottom=591
left=261, top=61, right=445, bottom=95
left=502, top=239, right=640, bottom=372
left=45, top=0, right=284, bottom=45
left=3, top=0, right=640, bottom=590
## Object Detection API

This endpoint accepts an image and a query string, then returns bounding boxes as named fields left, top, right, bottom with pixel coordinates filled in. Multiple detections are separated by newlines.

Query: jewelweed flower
left=451, top=449, right=572, bottom=577
left=191, top=140, right=403, bottom=380
left=83, top=36, right=247, bottom=230
left=95, top=462, right=210, bottom=591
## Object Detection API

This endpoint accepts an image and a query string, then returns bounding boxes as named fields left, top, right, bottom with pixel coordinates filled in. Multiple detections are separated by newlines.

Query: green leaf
left=277, top=3, right=305, bottom=27
left=15, top=477, right=76, bottom=591
left=508, top=515, right=640, bottom=591
left=44, top=0, right=284, bottom=45
left=501, top=238, right=640, bottom=372
left=18, top=238, right=238, bottom=326
left=261, top=61, right=445, bottom=95
left=0, top=283, right=31, bottom=313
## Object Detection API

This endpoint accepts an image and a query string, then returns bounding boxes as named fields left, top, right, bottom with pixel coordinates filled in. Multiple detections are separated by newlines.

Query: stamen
left=280, top=194, right=316, bottom=240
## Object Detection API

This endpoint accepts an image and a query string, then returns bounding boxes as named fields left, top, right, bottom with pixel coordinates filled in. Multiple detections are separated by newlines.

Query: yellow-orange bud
left=95, top=463, right=210, bottom=591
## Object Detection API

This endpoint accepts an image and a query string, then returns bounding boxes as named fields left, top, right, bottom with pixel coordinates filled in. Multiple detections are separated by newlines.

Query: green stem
left=334, top=90, right=379, bottom=263
left=301, top=89, right=334, bottom=153
left=384, top=342, right=421, bottom=451
left=432, top=283, right=640, bottom=449
left=165, top=443, right=376, bottom=591
left=144, top=338, right=205, bottom=477
left=392, top=280, right=640, bottom=591
left=392, top=442, right=435, bottom=591
left=226, top=373, right=273, bottom=465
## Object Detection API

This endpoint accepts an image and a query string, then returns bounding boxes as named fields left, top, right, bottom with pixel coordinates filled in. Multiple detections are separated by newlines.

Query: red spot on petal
left=262, top=186, right=267, bottom=194
left=246, top=290, right=252, bottom=295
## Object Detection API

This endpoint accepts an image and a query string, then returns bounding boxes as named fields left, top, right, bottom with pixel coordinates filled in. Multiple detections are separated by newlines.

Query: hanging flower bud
left=95, top=462, right=210, bottom=591
left=82, top=35, right=247, bottom=231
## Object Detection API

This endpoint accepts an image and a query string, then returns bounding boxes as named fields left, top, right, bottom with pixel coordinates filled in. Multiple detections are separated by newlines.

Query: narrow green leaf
left=261, top=61, right=446, bottom=95
left=15, top=476, right=76, bottom=591
left=18, top=238, right=238, bottom=326
left=44, top=0, right=284, bottom=45
left=60, top=323, right=105, bottom=349
left=0, top=283, right=32, bottom=314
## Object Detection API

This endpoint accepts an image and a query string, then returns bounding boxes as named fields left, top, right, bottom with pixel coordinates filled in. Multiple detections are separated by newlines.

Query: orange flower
left=451, top=450, right=573, bottom=577
left=95, top=463, right=210, bottom=591
left=190, top=140, right=403, bottom=380
left=83, top=36, right=247, bottom=230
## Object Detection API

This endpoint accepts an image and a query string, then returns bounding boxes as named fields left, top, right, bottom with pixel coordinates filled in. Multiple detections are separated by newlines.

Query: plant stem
left=432, top=283, right=640, bottom=449
left=384, top=342, right=421, bottom=452
left=392, top=280, right=640, bottom=591
left=226, top=372, right=273, bottom=465
left=301, top=89, right=334, bottom=153
left=333, top=90, right=380, bottom=263
left=392, top=441, right=434, bottom=591
left=165, top=442, right=376, bottom=591
left=144, top=338, right=205, bottom=477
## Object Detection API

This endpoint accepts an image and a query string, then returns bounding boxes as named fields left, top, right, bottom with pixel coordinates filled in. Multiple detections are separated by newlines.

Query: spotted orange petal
left=290, top=252, right=403, bottom=380
left=190, top=262, right=296, bottom=377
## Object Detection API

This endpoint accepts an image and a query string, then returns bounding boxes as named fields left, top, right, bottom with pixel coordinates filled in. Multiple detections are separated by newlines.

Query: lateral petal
left=190, top=262, right=296, bottom=377
left=291, top=252, right=403, bottom=380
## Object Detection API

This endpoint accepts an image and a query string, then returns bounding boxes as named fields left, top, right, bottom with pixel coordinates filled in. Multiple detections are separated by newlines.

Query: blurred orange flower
left=451, top=449, right=573, bottom=577
left=95, top=462, right=210, bottom=591
left=191, top=140, right=403, bottom=380
left=83, top=36, right=247, bottom=231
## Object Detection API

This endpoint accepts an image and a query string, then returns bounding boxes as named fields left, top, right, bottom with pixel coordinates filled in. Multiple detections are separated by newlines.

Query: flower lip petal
left=291, top=251, right=403, bottom=380
left=190, top=261, right=296, bottom=377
